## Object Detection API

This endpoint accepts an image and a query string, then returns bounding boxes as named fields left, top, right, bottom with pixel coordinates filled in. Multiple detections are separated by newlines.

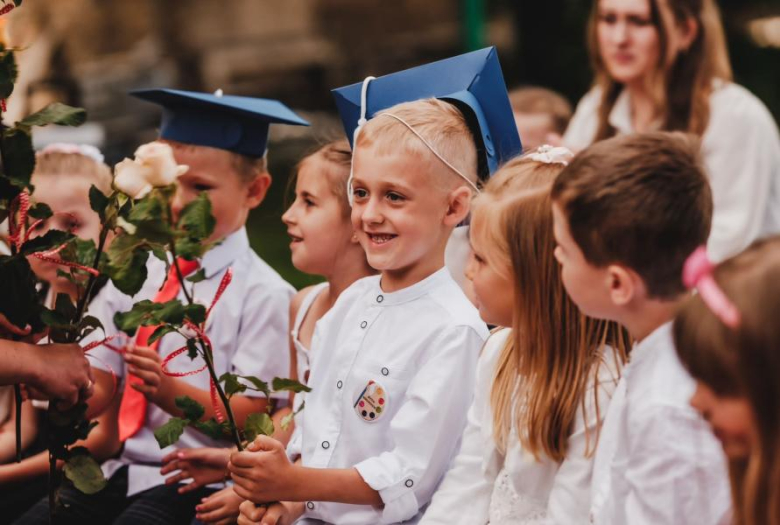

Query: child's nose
left=170, top=186, right=188, bottom=223
left=281, top=206, right=295, bottom=226
left=360, top=198, right=383, bottom=224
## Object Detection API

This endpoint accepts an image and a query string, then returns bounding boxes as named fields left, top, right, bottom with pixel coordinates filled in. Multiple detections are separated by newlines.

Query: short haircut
left=162, top=140, right=268, bottom=184
left=355, top=98, right=478, bottom=189
left=33, top=150, right=112, bottom=194
left=551, top=132, right=713, bottom=299
left=509, top=86, right=573, bottom=135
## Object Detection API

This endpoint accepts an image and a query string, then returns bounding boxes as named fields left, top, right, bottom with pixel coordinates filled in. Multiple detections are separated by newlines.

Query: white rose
left=134, top=142, right=189, bottom=187
left=113, top=158, right=153, bottom=199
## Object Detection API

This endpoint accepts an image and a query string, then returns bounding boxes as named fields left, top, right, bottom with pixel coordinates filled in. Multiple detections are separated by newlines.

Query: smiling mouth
left=367, top=233, right=397, bottom=245
left=288, top=232, right=303, bottom=243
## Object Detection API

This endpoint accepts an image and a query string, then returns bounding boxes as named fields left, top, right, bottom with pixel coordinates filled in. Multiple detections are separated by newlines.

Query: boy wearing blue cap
left=14, top=90, right=308, bottom=525
left=229, top=48, right=519, bottom=525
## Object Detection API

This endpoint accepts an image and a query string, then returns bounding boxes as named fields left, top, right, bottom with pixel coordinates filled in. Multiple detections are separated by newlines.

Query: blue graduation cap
left=130, top=88, right=310, bottom=157
left=331, top=47, right=522, bottom=178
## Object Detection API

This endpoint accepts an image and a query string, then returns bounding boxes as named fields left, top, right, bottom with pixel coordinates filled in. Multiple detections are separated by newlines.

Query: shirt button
left=405, top=479, right=414, bottom=488
left=307, top=501, right=315, bottom=510
left=360, top=321, right=368, bottom=329
left=376, top=294, right=384, bottom=303
left=337, top=380, right=343, bottom=389
left=381, top=367, right=389, bottom=376
left=322, top=440, right=330, bottom=449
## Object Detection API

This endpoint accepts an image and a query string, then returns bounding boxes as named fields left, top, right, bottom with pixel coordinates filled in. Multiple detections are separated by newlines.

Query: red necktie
left=117, top=258, right=199, bottom=441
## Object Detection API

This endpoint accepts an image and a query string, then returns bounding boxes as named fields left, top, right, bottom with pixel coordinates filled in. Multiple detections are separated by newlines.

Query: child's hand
left=195, top=486, right=243, bottom=524
left=237, top=500, right=303, bottom=525
left=229, top=436, right=298, bottom=503
left=160, top=447, right=232, bottom=493
left=124, top=345, right=168, bottom=402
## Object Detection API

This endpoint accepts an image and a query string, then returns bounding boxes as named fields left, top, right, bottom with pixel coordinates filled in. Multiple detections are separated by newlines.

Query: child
left=168, top=140, right=376, bottom=524
left=14, top=91, right=309, bottom=525
left=0, top=144, right=121, bottom=523
left=674, top=236, right=780, bottom=525
left=550, top=131, right=730, bottom=524
left=230, top=49, right=522, bottom=525
left=508, top=86, right=572, bottom=152
left=421, top=149, right=628, bottom=524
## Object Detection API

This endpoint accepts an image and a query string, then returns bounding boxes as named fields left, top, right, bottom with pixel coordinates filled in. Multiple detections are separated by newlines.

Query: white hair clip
left=41, top=143, right=105, bottom=165
left=523, top=144, right=573, bottom=166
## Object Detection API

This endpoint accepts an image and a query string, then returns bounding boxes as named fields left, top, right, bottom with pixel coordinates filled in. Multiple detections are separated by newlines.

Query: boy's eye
left=353, top=188, right=368, bottom=200
left=386, top=192, right=404, bottom=203
left=194, top=183, right=213, bottom=192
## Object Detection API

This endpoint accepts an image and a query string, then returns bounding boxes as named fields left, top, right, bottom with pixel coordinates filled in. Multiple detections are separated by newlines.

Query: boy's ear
left=443, top=186, right=473, bottom=227
left=606, top=263, right=642, bottom=307
left=245, top=172, right=272, bottom=209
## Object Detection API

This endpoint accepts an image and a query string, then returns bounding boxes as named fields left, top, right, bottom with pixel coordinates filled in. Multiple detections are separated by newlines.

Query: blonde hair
left=356, top=98, right=478, bottom=190
left=162, top=140, right=268, bottom=184
left=509, top=86, right=573, bottom=135
left=588, top=0, right=732, bottom=140
left=674, top=236, right=780, bottom=525
left=292, top=139, right=353, bottom=216
left=475, top=155, right=629, bottom=460
left=33, top=150, right=112, bottom=193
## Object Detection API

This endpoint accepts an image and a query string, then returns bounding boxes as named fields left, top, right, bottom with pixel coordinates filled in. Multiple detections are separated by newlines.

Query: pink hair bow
left=682, top=246, right=741, bottom=329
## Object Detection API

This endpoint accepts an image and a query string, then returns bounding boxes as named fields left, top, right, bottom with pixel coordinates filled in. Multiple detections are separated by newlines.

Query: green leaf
left=244, top=412, right=274, bottom=442
left=88, top=185, right=110, bottom=221
left=238, top=375, right=270, bottom=398
left=186, top=338, right=199, bottom=360
left=174, top=237, right=207, bottom=260
left=1, top=127, right=35, bottom=188
left=19, top=102, right=87, bottom=128
left=28, top=202, right=53, bottom=220
left=193, top=418, right=227, bottom=440
left=183, top=302, right=206, bottom=325
left=219, top=373, right=247, bottom=397
left=272, top=377, right=312, bottom=394
left=153, top=417, right=188, bottom=449
left=177, top=192, right=215, bottom=241
left=0, top=255, right=41, bottom=330
left=281, top=401, right=304, bottom=431
left=63, top=448, right=107, bottom=495
left=186, top=268, right=206, bottom=283
left=77, top=315, right=104, bottom=341
left=147, top=325, right=176, bottom=345
left=105, top=247, right=149, bottom=296
left=0, top=48, right=17, bottom=99
left=20, top=229, right=72, bottom=255
left=175, top=395, right=205, bottom=422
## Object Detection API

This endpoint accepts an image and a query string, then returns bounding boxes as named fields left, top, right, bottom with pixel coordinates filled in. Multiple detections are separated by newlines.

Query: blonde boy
left=551, top=132, right=731, bottom=524
left=230, top=98, right=489, bottom=524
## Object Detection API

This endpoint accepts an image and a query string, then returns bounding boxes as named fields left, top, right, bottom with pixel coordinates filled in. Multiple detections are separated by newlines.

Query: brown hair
left=587, top=0, right=732, bottom=140
left=289, top=139, right=353, bottom=216
left=162, top=140, right=268, bottom=184
left=508, top=86, right=573, bottom=135
left=356, top=98, right=478, bottom=190
left=475, top=154, right=629, bottom=460
left=551, top=131, right=712, bottom=299
left=33, top=150, right=112, bottom=193
left=674, top=236, right=780, bottom=525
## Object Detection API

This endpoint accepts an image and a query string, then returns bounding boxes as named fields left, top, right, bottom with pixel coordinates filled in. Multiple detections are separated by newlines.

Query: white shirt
left=590, top=323, right=730, bottom=525
left=286, top=268, right=488, bottom=525
left=565, top=82, right=780, bottom=262
left=84, top=227, right=293, bottom=496
left=422, top=328, right=622, bottom=525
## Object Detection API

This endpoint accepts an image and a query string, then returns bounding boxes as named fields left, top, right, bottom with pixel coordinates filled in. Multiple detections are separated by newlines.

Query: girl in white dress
left=421, top=148, right=630, bottom=525
left=173, top=140, right=375, bottom=523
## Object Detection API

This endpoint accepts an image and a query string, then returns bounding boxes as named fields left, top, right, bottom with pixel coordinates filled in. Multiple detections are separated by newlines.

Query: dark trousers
left=13, top=466, right=216, bottom=525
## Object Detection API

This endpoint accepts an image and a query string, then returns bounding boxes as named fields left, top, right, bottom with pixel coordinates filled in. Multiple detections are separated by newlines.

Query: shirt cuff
left=355, top=457, right=419, bottom=523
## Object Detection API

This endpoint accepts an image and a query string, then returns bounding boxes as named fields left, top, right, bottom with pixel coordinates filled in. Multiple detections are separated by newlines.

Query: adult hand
left=160, top=447, right=232, bottom=493
left=0, top=313, right=30, bottom=339
left=26, top=342, right=93, bottom=408
left=195, top=486, right=244, bottom=524
left=229, top=436, right=298, bottom=503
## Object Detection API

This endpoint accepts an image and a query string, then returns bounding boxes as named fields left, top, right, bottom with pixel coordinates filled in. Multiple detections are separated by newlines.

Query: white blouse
left=565, top=82, right=780, bottom=262
left=421, top=328, right=622, bottom=525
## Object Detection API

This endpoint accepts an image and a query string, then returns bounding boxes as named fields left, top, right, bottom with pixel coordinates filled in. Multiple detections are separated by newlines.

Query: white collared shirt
left=421, top=328, right=622, bottom=525
left=84, top=227, right=293, bottom=496
left=564, top=82, right=780, bottom=262
left=589, top=323, right=730, bottom=525
left=286, top=268, right=488, bottom=525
